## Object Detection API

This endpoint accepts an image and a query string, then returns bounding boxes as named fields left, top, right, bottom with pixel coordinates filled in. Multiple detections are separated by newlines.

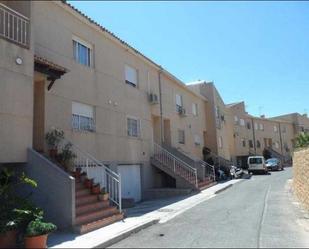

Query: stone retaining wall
left=293, top=148, right=309, bottom=211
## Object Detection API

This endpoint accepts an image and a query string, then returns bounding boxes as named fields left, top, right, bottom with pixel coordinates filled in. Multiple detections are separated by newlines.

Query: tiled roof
left=59, top=1, right=208, bottom=100
left=226, top=102, right=243, bottom=108
left=61, top=0, right=162, bottom=71
left=34, top=54, right=68, bottom=73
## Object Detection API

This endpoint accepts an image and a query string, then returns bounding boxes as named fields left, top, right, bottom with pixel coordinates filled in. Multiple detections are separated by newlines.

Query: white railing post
left=119, top=174, right=122, bottom=213
left=86, top=158, right=89, bottom=176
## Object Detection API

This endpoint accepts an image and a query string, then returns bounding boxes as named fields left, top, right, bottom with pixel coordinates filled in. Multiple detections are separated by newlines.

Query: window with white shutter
left=125, top=65, right=138, bottom=87
left=72, top=102, right=95, bottom=132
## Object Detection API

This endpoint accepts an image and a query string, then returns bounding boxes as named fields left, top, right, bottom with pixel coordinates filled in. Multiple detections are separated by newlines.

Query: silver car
left=265, top=158, right=283, bottom=171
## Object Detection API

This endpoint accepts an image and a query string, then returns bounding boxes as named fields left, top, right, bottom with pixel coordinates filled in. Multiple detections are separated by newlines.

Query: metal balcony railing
left=0, top=3, right=30, bottom=47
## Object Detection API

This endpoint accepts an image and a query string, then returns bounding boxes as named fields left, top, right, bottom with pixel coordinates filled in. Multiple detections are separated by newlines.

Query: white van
left=247, top=156, right=268, bottom=174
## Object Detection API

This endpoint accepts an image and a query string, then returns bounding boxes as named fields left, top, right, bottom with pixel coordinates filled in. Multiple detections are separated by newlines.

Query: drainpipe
left=251, top=118, right=257, bottom=154
left=158, top=68, right=164, bottom=145
left=278, top=122, right=284, bottom=155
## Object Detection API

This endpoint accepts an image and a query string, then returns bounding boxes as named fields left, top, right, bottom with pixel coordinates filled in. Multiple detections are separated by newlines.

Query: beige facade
left=1, top=0, right=309, bottom=198
left=227, top=102, right=295, bottom=166
left=188, top=81, right=231, bottom=161
left=0, top=1, right=209, bottom=198
left=0, top=1, right=33, bottom=163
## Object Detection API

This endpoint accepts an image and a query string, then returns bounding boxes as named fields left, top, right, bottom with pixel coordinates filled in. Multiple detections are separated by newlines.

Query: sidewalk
left=48, top=179, right=243, bottom=248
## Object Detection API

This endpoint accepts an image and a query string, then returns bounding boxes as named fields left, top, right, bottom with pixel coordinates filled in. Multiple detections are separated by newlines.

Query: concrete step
left=76, top=195, right=98, bottom=207
left=198, top=181, right=217, bottom=191
left=74, top=213, right=124, bottom=234
left=76, top=182, right=85, bottom=190
left=76, top=188, right=91, bottom=197
left=76, top=200, right=110, bottom=216
left=75, top=206, right=118, bottom=226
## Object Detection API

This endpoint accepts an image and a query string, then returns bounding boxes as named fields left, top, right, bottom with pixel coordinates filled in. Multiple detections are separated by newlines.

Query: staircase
left=266, top=147, right=292, bottom=166
left=151, top=143, right=215, bottom=191
left=60, top=140, right=124, bottom=234
left=74, top=174, right=123, bottom=234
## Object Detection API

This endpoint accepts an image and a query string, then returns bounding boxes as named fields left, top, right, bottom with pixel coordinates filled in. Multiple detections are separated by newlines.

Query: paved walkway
left=48, top=180, right=243, bottom=248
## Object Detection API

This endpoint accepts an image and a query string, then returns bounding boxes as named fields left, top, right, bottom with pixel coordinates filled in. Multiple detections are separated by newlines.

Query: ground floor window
left=127, top=117, right=141, bottom=137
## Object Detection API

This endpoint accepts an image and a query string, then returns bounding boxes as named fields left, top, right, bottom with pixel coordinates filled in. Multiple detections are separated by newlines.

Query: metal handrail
left=0, top=3, right=30, bottom=47
left=61, top=139, right=122, bottom=212
left=153, top=143, right=198, bottom=188
left=199, top=160, right=216, bottom=181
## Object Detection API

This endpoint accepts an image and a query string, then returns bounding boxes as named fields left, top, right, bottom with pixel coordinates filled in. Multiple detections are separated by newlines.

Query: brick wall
left=293, top=148, right=309, bottom=211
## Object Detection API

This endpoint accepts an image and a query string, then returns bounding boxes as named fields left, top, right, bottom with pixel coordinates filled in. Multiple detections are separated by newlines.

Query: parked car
left=247, top=156, right=268, bottom=174
left=265, top=158, right=283, bottom=171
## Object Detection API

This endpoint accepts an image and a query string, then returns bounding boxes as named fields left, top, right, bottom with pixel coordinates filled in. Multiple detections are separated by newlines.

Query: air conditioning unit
left=194, top=135, right=201, bottom=145
left=148, top=93, right=159, bottom=104
left=178, top=106, right=187, bottom=116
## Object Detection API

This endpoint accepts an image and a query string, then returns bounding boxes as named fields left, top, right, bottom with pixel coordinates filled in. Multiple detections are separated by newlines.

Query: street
left=110, top=168, right=309, bottom=248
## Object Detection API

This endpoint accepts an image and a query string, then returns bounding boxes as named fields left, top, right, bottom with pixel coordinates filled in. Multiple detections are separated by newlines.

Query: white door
left=118, top=165, right=141, bottom=202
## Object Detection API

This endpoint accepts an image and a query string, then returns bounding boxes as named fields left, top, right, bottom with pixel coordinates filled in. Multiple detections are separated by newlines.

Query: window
left=282, top=126, right=287, bottom=133
left=254, top=123, right=258, bottom=130
left=125, top=65, right=138, bottom=87
left=241, top=138, right=246, bottom=147
left=215, top=106, right=220, bottom=119
left=240, top=119, right=245, bottom=126
left=72, top=102, right=95, bottom=132
left=127, top=117, right=141, bottom=137
left=249, top=157, right=263, bottom=164
left=274, top=125, right=278, bottom=132
left=178, top=129, right=185, bottom=144
left=249, top=140, right=253, bottom=148
left=176, top=94, right=183, bottom=112
left=259, top=123, right=264, bottom=131
left=192, top=103, right=198, bottom=116
left=234, top=116, right=239, bottom=125
left=256, top=140, right=261, bottom=148
left=73, top=38, right=92, bottom=67
left=247, top=122, right=251, bottom=129
left=218, top=136, right=223, bottom=148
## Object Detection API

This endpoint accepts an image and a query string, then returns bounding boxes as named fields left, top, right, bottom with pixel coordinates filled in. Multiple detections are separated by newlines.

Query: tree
left=295, top=132, right=309, bottom=148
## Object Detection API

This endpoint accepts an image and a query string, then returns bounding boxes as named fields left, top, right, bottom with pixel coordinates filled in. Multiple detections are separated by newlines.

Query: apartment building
left=187, top=81, right=231, bottom=162
left=1, top=0, right=307, bottom=233
left=227, top=102, right=295, bottom=167
left=271, top=113, right=309, bottom=135
left=0, top=1, right=213, bottom=231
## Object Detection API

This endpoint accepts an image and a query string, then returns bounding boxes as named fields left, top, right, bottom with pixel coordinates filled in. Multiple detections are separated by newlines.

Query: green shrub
left=295, top=132, right=309, bottom=148
left=25, top=220, right=57, bottom=237
left=45, top=128, right=64, bottom=149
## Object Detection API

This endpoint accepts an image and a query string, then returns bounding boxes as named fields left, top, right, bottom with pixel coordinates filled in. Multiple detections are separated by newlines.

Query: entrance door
left=33, top=80, right=45, bottom=152
left=118, top=165, right=141, bottom=202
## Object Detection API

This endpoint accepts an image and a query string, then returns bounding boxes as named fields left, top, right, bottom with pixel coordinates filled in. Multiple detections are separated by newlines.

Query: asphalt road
left=110, top=168, right=309, bottom=248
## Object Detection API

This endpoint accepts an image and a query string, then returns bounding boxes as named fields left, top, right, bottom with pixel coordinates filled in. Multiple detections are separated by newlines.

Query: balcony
left=0, top=2, right=30, bottom=47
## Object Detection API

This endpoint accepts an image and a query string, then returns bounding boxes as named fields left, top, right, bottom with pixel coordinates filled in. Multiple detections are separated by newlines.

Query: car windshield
left=249, top=158, right=263, bottom=164
left=266, top=159, right=278, bottom=164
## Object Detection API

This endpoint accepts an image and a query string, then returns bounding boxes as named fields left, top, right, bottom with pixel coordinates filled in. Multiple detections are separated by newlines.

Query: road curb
left=97, top=219, right=160, bottom=248
left=214, top=184, right=233, bottom=194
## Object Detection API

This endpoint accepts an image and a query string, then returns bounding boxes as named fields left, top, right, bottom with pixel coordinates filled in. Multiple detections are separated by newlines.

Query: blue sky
left=69, top=1, right=309, bottom=117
